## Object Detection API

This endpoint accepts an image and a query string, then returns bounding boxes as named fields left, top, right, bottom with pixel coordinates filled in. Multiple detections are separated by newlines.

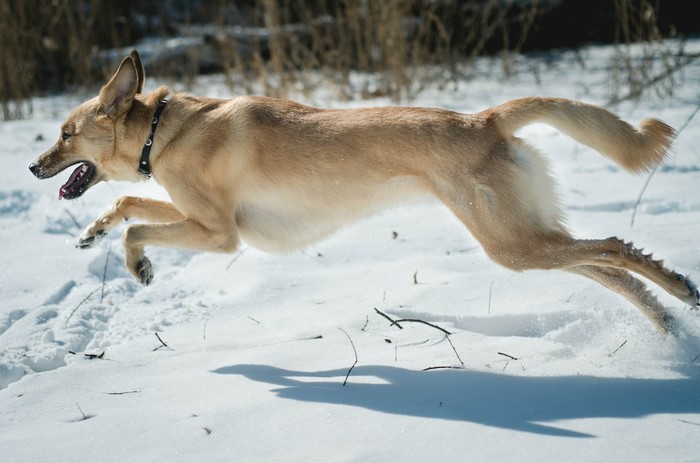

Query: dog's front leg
left=122, top=219, right=240, bottom=285
left=77, top=196, right=185, bottom=249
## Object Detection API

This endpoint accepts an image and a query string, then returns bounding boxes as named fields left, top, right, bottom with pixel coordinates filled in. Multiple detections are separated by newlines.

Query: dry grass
left=0, top=0, right=692, bottom=120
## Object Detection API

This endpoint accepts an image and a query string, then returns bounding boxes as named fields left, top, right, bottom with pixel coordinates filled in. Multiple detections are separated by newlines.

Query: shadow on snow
left=213, top=364, right=700, bottom=438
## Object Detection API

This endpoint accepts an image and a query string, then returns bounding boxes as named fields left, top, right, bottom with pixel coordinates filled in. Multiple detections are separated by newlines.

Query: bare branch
left=154, top=332, right=173, bottom=351
left=100, top=244, right=112, bottom=303
left=395, top=318, right=452, bottom=335
left=339, top=328, right=358, bottom=386
left=631, top=100, right=700, bottom=227
left=608, top=339, right=628, bottom=357
left=422, top=365, right=464, bottom=371
left=374, top=308, right=403, bottom=329
left=65, top=286, right=101, bottom=326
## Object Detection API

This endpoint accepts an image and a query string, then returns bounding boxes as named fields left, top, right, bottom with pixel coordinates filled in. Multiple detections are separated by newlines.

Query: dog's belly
left=235, top=175, right=428, bottom=252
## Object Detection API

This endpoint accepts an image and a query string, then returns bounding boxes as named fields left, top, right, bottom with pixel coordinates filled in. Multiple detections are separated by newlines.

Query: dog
left=29, top=50, right=698, bottom=334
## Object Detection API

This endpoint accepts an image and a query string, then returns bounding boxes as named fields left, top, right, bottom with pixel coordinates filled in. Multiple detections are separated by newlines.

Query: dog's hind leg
left=77, top=196, right=185, bottom=249
left=431, top=142, right=697, bottom=332
left=565, top=265, right=675, bottom=333
left=563, top=237, right=700, bottom=310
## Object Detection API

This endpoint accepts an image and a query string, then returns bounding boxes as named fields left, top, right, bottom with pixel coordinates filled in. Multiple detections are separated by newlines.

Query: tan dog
left=30, top=50, right=698, bottom=334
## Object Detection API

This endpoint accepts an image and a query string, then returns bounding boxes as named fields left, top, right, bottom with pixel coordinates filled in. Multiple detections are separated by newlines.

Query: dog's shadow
left=213, top=363, right=700, bottom=437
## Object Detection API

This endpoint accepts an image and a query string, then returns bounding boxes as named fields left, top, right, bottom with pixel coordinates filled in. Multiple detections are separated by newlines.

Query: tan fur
left=30, top=51, right=698, bottom=334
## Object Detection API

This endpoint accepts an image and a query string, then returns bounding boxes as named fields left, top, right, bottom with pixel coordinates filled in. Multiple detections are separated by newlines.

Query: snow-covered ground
left=2, top=42, right=700, bottom=462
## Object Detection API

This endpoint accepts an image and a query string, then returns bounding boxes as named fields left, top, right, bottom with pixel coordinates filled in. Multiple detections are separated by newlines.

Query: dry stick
left=609, top=339, right=628, bottom=357
left=498, top=352, right=518, bottom=361
left=631, top=100, right=700, bottom=228
left=445, top=335, right=465, bottom=367
left=361, top=315, right=369, bottom=332
left=607, top=53, right=700, bottom=106
left=374, top=309, right=463, bottom=367
left=107, top=390, right=141, bottom=395
left=339, top=328, right=358, bottom=387
left=225, top=247, right=248, bottom=270
left=100, top=244, right=112, bottom=303
left=422, top=365, right=464, bottom=371
left=488, top=281, right=495, bottom=314
left=373, top=308, right=452, bottom=335
left=75, top=403, right=90, bottom=421
left=65, top=286, right=102, bottom=326
left=395, top=318, right=452, bottom=336
left=76, top=403, right=87, bottom=420
left=154, top=332, right=172, bottom=351
left=374, top=308, right=403, bottom=329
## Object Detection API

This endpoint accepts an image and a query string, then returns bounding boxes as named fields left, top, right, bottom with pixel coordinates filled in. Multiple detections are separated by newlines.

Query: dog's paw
left=76, top=228, right=107, bottom=249
left=135, top=256, right=154, bottom=286
left=676, top=273, right=700, bottom=310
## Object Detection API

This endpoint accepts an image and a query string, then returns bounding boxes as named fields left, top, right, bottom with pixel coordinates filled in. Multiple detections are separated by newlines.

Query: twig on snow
left=422, top=365, right=464, bottom=372
left=374, top=307, right=452, bottom=335
left=75, top=403, right=93, bottom=421
left=498, top=352, right=518, bottom=361
left=608, top=340, right=628, bottom=357
left=395, top=318, right=452, bottom=336
left=84, top=351, right=105, bottom=360
left=446, top=335, right=465, bottom=367
left=488, top=281, right=495, bottom=314
left=361, top=315, right=369, bottom=331
left=374, top=308, right=403, bottom=329
left=154, top=332, right=173, bottom=351
left=68, top=350, right=105, bottom=360
left=100, top=244, right=112, bottom=303
left=339, top=328, right=358, bottom=386
left=678, top=419, right=700, bottom=427
left=65, top=286, right=102, bottom=326
left=225, top=247, right=248, bottom=270
left=631, top=100, right=700, bottom=228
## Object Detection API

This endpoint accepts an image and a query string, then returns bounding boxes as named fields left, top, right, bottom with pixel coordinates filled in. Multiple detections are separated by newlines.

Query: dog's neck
left=137, top=99, right=168, bottom=178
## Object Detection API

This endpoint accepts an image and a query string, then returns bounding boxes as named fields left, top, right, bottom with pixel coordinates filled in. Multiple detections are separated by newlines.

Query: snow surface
left=2, top=42, right=700, bottom=462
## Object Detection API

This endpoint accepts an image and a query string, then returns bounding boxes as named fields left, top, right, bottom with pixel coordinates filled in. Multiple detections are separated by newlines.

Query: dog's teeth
left=81, top=164, right=88, bottom=173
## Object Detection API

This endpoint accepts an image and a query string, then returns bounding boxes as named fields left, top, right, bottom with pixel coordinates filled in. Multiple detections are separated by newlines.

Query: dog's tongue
left=59, top=164, right=85, bottom=200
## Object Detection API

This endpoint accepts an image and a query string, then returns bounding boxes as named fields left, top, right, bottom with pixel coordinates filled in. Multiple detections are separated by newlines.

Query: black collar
left=138, top=99, right=168, bottom=178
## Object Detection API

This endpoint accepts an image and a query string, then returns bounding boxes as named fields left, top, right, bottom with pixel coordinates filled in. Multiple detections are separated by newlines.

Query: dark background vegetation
left=1, top=0, right=698, bottom=119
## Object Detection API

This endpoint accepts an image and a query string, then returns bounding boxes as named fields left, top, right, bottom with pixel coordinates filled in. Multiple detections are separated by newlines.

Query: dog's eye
left=61, top=131, right=72, bottom=142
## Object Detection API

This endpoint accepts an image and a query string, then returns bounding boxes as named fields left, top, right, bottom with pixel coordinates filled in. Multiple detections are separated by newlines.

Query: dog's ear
left=130, top=49, right=145, bottom=93
left=98, top=55, right=139, bottom=118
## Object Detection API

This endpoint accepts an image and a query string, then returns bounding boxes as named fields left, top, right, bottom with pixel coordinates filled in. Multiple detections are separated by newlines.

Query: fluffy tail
left=490, top=97, right=675, bottom=173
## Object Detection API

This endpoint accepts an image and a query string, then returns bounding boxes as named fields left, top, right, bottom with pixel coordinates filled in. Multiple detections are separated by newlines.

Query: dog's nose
left=28, top=162, right=44, bottom=178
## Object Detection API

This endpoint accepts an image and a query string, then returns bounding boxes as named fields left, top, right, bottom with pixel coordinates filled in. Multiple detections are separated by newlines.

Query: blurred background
left=1, top=0, right=698, bottom=120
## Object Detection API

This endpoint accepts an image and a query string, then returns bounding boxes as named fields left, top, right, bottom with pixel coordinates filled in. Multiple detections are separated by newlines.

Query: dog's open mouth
left=59, top=162, right=97, bottom=200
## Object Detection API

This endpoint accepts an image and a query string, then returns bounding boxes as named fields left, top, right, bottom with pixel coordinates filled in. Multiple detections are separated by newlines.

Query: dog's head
left=29, top=50, right=150, bottom=199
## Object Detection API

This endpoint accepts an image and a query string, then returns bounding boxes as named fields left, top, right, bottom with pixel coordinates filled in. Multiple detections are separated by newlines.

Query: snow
left=2, top=42, right=700, bottom=462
